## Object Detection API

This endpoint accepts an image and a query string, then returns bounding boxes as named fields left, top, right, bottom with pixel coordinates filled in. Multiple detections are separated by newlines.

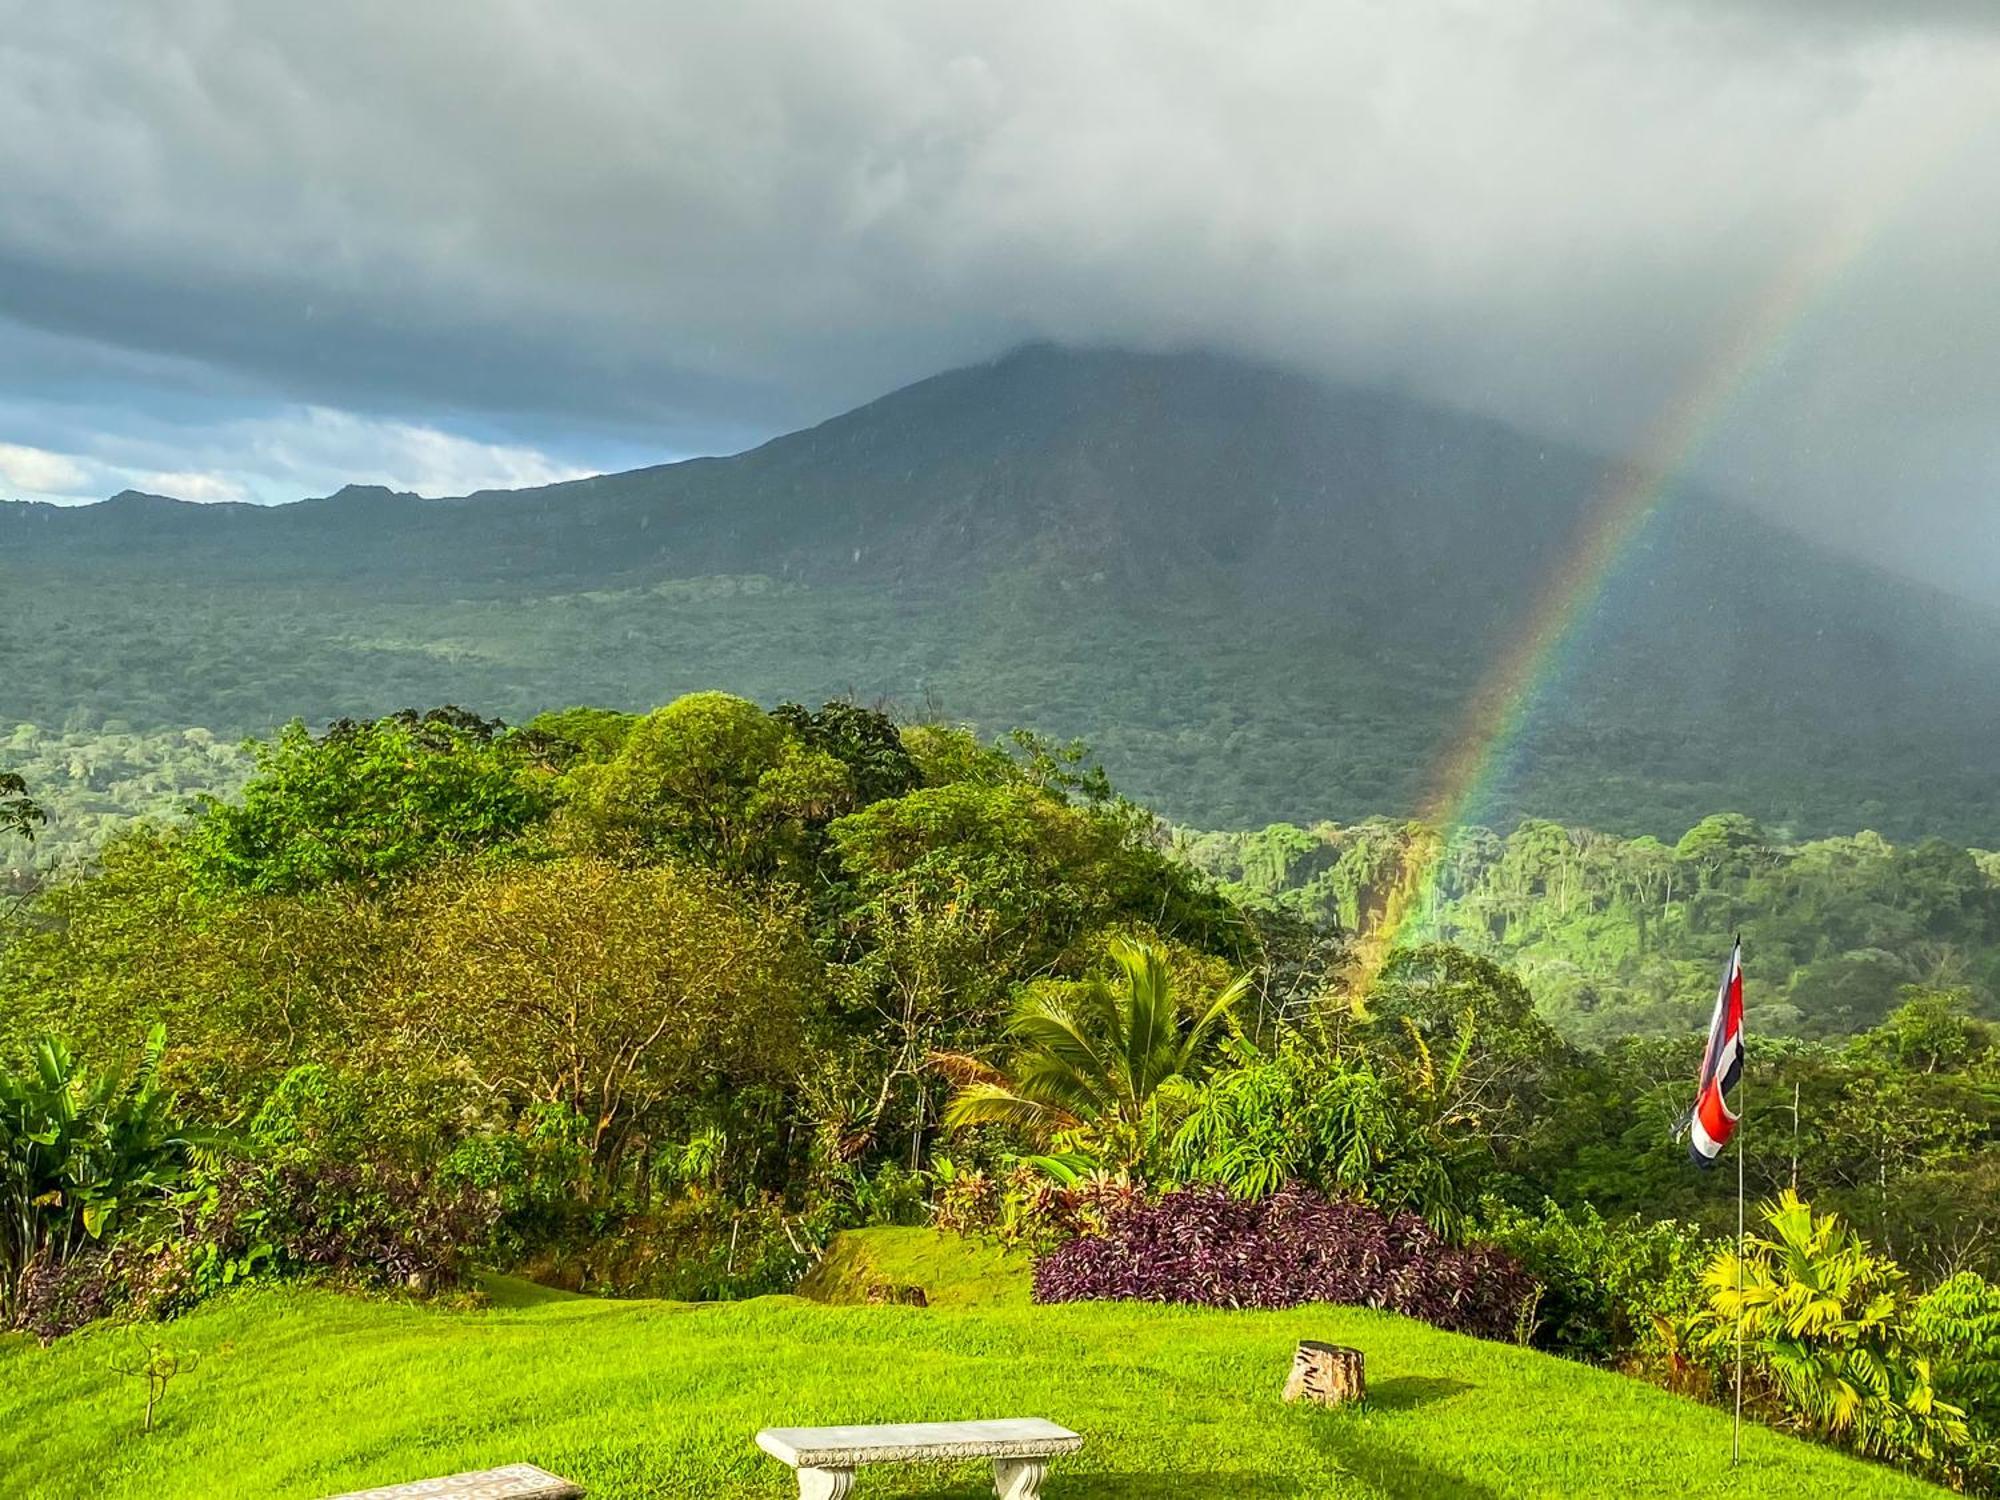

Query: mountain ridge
left=5, top=343, right=1998, bottom=841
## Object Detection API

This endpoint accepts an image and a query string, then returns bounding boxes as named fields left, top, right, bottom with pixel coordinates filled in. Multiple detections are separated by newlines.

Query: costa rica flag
left=1688, top=938, right=1744, bottom=1168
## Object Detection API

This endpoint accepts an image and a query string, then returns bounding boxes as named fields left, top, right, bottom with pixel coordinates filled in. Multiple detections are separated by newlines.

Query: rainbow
left=1348, top=103, right=1994, bottom=994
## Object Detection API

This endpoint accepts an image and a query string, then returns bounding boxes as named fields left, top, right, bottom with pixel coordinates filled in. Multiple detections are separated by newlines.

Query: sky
left=3, top=1, right=1998, bottom=599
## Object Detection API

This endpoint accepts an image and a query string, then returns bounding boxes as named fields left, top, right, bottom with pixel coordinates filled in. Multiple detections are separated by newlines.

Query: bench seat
left=324, top=1463, right=584, bottom=1499
left=756, top=1418, right=1082, bottom=1498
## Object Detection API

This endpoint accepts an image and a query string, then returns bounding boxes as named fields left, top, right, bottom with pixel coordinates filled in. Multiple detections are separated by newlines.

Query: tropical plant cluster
left=1685, top=1192, right=2000, bottom=1492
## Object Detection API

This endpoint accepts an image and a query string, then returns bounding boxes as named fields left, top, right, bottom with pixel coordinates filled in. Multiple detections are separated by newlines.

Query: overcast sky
left=3, top=2, right=1998, bottom=599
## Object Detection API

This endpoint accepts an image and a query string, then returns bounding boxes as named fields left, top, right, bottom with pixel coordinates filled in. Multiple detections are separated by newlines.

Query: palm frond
left=940, top=1081, right=1079, bottom=1137
left=925, top=1050, right=1008, bottom=1090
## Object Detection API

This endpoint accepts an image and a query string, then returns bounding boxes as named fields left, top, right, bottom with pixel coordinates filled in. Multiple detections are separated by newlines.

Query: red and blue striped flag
left=1688, top=938, right=1744, bottom=1168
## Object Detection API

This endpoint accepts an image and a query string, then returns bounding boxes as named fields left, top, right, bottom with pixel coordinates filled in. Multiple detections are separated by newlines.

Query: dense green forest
left=5, top=696, right=2000, bottom=1489
left=0, top=721, right=250, bottom=883
left=9, top=347, right=2000, bottom=842
left=1185, top=815, right=2000, bottom=1046
left=15, top=716, right=1999, bottom=1055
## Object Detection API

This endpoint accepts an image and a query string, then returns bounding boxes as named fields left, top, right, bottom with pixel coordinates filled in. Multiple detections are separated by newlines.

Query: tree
left=0, top=770, right=43, bottom=842
left=1861, top=988, right=1995, bottom=1076
left=1358, top=944, right=1572, bottom=1173
left=939, top=939, right=1249, bottom=1176
left=1236, top=823, right=1319, bottom=893
left=770, top=700, right=920, bottom=809
left=572, top=692, right=826, bottom=874
left=0, top=828, right=399, bottom=1100
left=1675, top=812, right=1768, bottom=890
left=184, top=710, right=554, bottom=893
left=525, top=706, right=639, bottom=762
left=402, top=857, right=816, bottom=1193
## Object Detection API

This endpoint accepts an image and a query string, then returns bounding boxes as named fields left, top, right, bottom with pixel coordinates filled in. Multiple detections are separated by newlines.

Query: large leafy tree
left=184, top=708, right=556, bottom=894
left=1357, top=944, right=1574, bottom=1181
left=822, top=772, right=1245, bottom=1163
left=770, top=700, right=920, bottom=810
left=940, top=938, right=1248, bottom=1176
left=401, top=857, right=817, bottom=1192
left=0, top=829, right=397, bottom=1098
left=570, top=692, right=880, bottom=876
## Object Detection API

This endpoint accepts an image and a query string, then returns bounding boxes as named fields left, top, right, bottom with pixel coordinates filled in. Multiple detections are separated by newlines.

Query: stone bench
left=324, top=1464, right=584, bottom=1499
left=755, top=1418, right=1083, bottom=1499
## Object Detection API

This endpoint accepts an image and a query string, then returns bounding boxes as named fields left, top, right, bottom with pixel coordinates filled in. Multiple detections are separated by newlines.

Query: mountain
left=5, top=344, right=1999, bottom=841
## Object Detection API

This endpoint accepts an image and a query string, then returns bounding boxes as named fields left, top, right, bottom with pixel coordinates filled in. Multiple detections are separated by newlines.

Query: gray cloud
left=2, top=1, right=1997, bottom=595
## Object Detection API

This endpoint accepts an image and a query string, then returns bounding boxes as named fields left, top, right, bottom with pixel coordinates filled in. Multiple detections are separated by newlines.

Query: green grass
left=476, top=1272, right=595, bottom=1309
left=0, top=1253, right=1940, bottom=1499
left=798, top=1228, right=1035, bottom=1309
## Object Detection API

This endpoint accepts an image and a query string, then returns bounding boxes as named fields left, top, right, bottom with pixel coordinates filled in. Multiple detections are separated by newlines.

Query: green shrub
left=1916, top=1272, right=2000, bottom=1435
left=0, top=1027, right=197, bottom=1327
left=1692, top=1191, right=1968, bottom=1476
left=162, top=1064, right=506, bottom=1300
left=931, top=1157, right=1136, bottom=1253
left=821, top=1160, right=932, bottom=1229
left=536, top=1195, right=818, bottom=1302
left=1913, top=1271, right=2000, bottom=1492
left=1474, top=1198, right=1712, bottom=1366
left=1171, top=1041, right=1467, bottom=1234
left=179, top=1153, right=501, bottom=1302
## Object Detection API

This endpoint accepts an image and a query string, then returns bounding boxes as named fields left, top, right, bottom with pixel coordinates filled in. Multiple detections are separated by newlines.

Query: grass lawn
left=0, top=1233, right=1940, bottom=1500
left=797, top=1226, right=1036, bottom=1308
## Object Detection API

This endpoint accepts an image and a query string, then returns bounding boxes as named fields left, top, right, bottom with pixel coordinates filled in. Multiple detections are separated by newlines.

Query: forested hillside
left=1185, top=815, right=2000, bottom=1044
left=14, top=718, right=1999, bottom=1052
left=8, top=345, right=2000, bottom=841
left=0, top=722, right=250, bottom=883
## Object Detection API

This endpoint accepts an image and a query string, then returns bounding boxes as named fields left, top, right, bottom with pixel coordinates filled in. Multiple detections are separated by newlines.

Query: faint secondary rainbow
left=1349, top=102, right=1996, bottom=993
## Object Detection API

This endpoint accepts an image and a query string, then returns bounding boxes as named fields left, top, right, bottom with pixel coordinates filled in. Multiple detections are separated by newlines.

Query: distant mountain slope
left=5, top=344, right=1998, bottom=841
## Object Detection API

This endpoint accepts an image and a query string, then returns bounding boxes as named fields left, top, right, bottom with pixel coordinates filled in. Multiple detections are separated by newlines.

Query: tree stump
left=1283, top=1341, right=1365, bottom=1407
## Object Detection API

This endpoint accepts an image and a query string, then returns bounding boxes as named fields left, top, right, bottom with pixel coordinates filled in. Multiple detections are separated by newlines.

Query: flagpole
left=1732, top=939, right=1746, bottom=1467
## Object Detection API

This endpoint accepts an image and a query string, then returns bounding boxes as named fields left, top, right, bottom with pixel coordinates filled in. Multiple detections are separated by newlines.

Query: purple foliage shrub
left=1033, top=1184, right=1535, bottom=1341
left=10, top=1244, right=131, bottom=1342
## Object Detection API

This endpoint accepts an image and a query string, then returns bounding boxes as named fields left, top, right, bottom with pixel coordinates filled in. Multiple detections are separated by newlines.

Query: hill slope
left=6, top=345, right=1998, bottom=840
left=0, top=1280, right=1944, bottom=1499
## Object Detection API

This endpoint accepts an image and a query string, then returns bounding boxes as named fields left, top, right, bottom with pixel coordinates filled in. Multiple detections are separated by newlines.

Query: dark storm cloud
left=2, top=2, right=1997, bottom=594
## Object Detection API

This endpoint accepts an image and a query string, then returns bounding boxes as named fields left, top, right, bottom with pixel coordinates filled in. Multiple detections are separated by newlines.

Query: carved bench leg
left=797, top=1467, right=855, bottom=1500
left=993, top=1458, right=1047, bottom=1500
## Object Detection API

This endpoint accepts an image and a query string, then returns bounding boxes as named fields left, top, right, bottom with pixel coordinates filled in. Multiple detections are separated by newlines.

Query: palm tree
left=938, top=939, right=1249, bottom=1175
left=1698, top=1190, right=1967, bottom=1463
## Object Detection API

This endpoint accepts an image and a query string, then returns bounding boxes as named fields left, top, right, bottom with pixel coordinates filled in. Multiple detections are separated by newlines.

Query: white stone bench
left=324, top=1463, right=584, bottom=1499
left=755, top=1418, right=1083, bottom=1499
